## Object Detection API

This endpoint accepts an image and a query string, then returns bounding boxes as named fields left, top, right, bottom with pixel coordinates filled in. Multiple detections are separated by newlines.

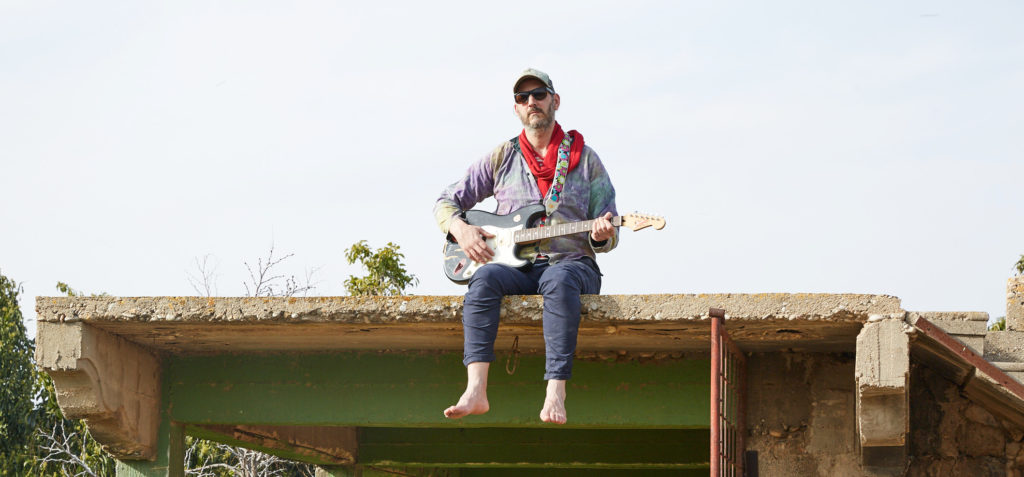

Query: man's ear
left=554, top=94, right=560, bottom=110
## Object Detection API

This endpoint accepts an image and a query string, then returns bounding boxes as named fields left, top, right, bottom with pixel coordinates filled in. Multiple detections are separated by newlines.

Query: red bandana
left=518, top=122, right=584, bottom=195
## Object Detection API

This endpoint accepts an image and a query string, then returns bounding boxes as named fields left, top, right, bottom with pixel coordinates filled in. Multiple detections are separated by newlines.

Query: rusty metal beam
left=911, top=315, right=1024, bottom=400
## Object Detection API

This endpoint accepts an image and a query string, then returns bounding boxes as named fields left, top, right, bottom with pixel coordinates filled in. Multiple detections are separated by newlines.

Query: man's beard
left=519, top=102, right=556, bottom=131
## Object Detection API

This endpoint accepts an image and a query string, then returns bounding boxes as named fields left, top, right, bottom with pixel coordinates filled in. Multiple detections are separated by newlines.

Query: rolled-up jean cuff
left=463, top=354, right=495, bottom=367
left=544, top=372, right=572, bottom=380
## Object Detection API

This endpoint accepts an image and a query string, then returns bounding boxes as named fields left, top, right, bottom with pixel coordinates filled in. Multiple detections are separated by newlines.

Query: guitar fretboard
left=513, top=216, right=622, bottom=243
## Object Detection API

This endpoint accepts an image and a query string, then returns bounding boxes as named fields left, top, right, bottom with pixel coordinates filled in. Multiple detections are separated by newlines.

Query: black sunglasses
left=514, top=87, right=555, bottom=104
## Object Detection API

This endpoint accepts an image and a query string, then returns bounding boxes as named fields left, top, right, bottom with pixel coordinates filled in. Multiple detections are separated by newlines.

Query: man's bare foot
left=443, top=389, right=489, bottom=419
left=444, top=362, right=490, bottom=419
left=540, top=379, right=567, bottom=424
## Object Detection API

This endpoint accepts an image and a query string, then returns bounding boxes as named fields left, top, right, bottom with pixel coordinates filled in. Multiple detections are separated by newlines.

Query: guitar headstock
left=620, top=213, right=666, bottom=231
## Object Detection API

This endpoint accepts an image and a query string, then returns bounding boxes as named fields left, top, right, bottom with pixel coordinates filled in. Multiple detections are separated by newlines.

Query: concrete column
left=1008, top=277, right=1024, bottom=331
left=855, top=317, right=910, bottom=468
left=985, top=277, right=1024, bottom=384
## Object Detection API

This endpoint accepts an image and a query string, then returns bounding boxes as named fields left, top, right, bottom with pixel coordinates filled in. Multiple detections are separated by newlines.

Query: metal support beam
left=165, top=352, right=711, bottom=428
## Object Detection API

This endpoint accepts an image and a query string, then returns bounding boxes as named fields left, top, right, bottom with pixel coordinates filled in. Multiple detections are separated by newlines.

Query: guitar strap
left=543, top=133, right=574, bottom=217
left=508, top=134, right=573, bottom=222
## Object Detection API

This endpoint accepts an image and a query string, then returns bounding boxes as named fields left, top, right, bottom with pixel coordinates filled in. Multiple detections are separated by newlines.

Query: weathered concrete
left=35, top=294, right=903, bottom=324
left=855, top=318, right=910, bottom=467
left=1009, top=277, right=1024, bottom=331
left=35, top=294, right=903, bottom=354
left=987, top=331, right=1024, bottom=362
left=857, top=318, right=912, bottom=391
left=986, top=330, right=1024, bottom=385
left=34, top=321, right=162, bottom=459
left=747, top=352, right=902, bottom=476
left=918, top=311, right=989, bottom=356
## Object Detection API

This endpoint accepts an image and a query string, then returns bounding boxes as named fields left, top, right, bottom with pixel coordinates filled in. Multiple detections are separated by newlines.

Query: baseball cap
left=514, top=68, right=555, bottom=93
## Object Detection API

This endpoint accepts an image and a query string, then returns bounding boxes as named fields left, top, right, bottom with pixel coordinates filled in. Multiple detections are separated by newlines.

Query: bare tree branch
left=38, top=420, right=98, bottom=477
left=181, top=242, right=322, bottom=476
left=220, top=444, right=289, bottom=477
left=243, top=243, right=290, bottom=297
left=243, top=243, right=317, bottom=297
left=187, top=254, right=220, bottom=297
left=183, top=436, right=314, bottom=477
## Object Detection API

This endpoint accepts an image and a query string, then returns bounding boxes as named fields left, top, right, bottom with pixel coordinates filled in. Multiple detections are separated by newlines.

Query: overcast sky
left=2, top=1, right=1022, bottom=337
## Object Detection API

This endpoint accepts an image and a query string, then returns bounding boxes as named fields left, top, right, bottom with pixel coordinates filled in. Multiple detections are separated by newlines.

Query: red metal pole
left=710, top=307, right=724, bottom=476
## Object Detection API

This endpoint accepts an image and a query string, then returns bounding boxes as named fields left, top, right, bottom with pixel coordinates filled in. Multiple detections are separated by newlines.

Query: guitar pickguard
left=459, top=225, right=529, bottom=280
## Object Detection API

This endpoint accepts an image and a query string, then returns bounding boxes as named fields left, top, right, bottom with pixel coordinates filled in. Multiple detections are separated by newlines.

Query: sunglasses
left=514, top=87, right=555, bottom=104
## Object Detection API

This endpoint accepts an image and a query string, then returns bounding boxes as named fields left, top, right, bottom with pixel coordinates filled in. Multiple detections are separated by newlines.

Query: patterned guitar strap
left=538, top=133, right=574, bottom=226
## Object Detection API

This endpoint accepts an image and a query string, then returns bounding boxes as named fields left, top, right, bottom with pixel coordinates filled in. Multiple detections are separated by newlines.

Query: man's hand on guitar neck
left=450, top=218, right=496, bottom=264
left=590, top=212, right=614, bottom=243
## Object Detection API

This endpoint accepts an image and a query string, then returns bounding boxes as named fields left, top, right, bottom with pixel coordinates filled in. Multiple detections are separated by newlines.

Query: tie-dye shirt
left=434, top=138, right=618, bottom=264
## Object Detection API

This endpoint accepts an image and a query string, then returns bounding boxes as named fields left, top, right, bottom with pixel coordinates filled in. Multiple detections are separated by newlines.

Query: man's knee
left=538, top=261, right=597, bottom=295
left=466, top=265, right=509, bottom=300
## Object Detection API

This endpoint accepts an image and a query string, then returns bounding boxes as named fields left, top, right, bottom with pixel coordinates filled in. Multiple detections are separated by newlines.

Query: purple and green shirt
left=434, top=138, right=618, bottom=264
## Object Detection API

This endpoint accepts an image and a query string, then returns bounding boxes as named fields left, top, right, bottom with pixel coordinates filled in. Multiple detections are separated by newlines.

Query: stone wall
left=747, top=352, right=867, bottom=476
left=908, top=363, right=1024, bottom=476
left=747, top=352, right=1024, bottom=476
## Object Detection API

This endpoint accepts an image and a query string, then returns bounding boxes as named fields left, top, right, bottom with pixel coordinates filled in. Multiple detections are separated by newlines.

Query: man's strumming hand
left=451, top=218, right=495, bottom=263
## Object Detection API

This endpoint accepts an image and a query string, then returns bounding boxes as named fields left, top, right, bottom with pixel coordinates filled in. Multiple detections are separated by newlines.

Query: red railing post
left=710, top=307, right=725, bottom=476
left=711, top=307, right=747, bottom=476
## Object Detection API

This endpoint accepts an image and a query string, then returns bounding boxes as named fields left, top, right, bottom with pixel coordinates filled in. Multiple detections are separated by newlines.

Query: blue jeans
left=462, top=258, right=602, bottom=380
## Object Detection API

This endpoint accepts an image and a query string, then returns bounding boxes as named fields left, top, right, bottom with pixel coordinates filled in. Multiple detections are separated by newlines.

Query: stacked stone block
left=985, top=277, right=1024, bottom=384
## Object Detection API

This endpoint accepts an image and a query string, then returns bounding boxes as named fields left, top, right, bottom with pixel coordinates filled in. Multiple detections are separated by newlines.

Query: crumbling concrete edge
left=35, top=322, right=162, bottom=460
left=35, top=293, right=903, bottom=324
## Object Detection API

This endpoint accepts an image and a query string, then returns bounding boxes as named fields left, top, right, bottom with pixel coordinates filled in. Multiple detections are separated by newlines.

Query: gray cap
left=514, top=68, right=554, bottom=92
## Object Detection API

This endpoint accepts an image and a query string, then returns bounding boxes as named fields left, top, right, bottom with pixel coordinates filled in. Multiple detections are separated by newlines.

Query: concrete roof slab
left=37, top=294, right=903, bottom=354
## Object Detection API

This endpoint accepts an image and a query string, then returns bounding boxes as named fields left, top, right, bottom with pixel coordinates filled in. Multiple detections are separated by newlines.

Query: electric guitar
left=442, top=203, right=666, bottom=284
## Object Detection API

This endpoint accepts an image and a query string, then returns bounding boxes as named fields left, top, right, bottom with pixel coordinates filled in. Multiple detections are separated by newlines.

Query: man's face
left=514, top=78, right=559, bottom=131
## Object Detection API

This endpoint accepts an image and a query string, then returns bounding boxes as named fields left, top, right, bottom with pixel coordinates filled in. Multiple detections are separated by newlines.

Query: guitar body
left=441, top=205, right=665, bottom=285
left=442, top=204, right=547, bottom=285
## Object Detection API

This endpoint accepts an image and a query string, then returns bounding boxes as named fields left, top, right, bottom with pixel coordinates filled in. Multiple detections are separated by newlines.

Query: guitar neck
left=513, top=216, right=622, bottom=243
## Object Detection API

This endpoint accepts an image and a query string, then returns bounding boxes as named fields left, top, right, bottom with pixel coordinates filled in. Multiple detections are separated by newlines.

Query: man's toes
left=540, top=408, right=564, bottom=424
left=444, top=406, right=464, bottom=419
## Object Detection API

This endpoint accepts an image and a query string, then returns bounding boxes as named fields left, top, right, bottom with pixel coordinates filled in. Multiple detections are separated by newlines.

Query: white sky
left=2, top=1, right=1022, bottom=338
